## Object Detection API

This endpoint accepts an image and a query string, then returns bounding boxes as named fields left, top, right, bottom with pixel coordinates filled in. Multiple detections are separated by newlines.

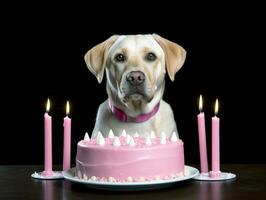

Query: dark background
left=1, top=0, right=265, bottom=165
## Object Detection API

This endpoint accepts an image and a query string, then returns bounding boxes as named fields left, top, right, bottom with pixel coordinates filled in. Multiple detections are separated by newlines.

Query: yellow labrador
left=84, top=34, right=186, bottom=138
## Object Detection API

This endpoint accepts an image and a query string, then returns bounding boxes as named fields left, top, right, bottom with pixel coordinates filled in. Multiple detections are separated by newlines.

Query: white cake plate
left=62, top=166, right=199, bottom=191
left=193, top=172, right=236, bottom=181
left=31, top=171, right=64, bottom=180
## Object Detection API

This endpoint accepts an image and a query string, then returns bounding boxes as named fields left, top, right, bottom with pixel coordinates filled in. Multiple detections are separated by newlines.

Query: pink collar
left=108, top=100, right=160, bottom=123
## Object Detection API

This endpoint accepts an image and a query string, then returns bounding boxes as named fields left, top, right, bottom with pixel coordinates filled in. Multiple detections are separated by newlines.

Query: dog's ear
left=84, top=35, right=119, bottom=83
left=153, top=34, right=186, bottom=81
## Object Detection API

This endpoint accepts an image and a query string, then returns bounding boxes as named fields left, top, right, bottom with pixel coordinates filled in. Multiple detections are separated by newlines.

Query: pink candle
left=43, top=98, right=53, bottom=176
left=211, top=99, right=220, bottom=177
left=63, top=101, right=71, bottom=171
left=197, top=95, right=209, bottom=173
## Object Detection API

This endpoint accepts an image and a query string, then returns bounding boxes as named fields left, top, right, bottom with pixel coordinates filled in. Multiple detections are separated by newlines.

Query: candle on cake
left=43, top=98, right=53, bottom=176
left=63, top=101, right=71, bottom=171
left=197, top=95, right=209, bottom=173
left=210, top=99, right=221, bottom=178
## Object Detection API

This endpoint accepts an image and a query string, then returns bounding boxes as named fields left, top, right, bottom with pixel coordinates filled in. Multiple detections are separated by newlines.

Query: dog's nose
left=126, top=71, right=145, bottom=86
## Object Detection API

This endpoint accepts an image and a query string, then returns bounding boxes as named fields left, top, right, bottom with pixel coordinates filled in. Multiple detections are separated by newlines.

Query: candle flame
left=215, top=98, right=219, bottom=115
left=66, top=101, right=70, bottom=115
left=199, top=94, right=203, bottom=112
left=46, top=98, right=50, bottom=112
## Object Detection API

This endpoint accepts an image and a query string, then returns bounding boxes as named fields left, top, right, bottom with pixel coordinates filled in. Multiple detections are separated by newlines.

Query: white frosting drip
left=108, top=129, right=115, bottom=138
left=84, top=132, right=90, bottom=141
left=96, top=132, right=105, bottom=146
left=129, top=137, right=135, bottom=147
left=150, top=131, right=156, bottom=139
left=126, top=134, right=131, bottom=144
left=145, top=136, right=152, bottom=146
left=121, top=129, right=127, bottom=137
left=133, top=132, right=139, bottom=137
left=171, top=131, right=178, bottom=142
left=96, top=131, right=103, bottom=140
left=113, top=136, right=121, bottom=146
left=160, top=132, right=167, bottom=144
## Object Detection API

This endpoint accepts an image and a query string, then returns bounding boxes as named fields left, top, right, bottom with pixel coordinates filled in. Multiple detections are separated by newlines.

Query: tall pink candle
left=43, top=98, right=53, bottom=176
left=63, top=101, right=71, bottom=171
left=211, top=99, right=220, bottom=177
left=197, top=95, right=209, bottom=173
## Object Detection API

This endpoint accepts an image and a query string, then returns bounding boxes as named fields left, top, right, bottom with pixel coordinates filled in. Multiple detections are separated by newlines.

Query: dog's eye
left=115, top=53, right=126, bottom=62
left=146, top=52, right=157, bottom=61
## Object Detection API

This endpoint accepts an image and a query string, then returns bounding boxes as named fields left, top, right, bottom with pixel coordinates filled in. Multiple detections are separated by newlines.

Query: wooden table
left=0, top=165, right=265, bottom=200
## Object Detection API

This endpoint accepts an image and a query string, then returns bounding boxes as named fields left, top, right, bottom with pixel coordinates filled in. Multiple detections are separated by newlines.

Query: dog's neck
left=106, top=81, right=165, bottom=118
left=108, top=100, right=160, bottom=123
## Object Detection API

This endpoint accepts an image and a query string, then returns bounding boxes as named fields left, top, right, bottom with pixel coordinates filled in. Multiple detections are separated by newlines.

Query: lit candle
left=63, top=101, right=71, bottom=171
left=210, top=99, right=221, bottom=177
left=43, top=98, right=53, bottom=176
left=197, top=95, right=209, bottom=173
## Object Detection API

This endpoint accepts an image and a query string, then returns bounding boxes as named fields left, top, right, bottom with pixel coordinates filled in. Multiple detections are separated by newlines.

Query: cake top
left=79, top=130, right=183, bottom=148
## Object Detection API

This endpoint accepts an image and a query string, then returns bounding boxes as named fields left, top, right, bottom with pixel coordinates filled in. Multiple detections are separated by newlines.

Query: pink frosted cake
left=75, top=131, right=185, bottom=182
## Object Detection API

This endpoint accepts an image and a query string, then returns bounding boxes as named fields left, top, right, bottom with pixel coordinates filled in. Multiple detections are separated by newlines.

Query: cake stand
left=193, top=171, right=236, bottom=181
left=31, top=171, right=64, bottom=180
left=62, top=165, right=199, bottom=191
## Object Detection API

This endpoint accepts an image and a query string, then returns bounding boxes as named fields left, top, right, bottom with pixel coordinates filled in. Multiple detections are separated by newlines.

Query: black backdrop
left=1, top=0, right=265, bottom=165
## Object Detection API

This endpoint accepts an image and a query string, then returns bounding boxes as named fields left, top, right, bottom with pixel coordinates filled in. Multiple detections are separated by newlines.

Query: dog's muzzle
left=126, top=71, right=145, bottom=86
left=121, top=71, right=153, bottom=102
left=125, top=71, right=146, bottom=96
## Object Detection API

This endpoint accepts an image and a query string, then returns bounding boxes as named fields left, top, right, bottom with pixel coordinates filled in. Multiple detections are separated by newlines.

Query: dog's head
left=84, top=34, right=186, bottom=108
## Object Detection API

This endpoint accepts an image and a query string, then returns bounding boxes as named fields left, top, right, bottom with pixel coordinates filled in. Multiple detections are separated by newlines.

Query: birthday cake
left=75, top=131, right=185, bottom=182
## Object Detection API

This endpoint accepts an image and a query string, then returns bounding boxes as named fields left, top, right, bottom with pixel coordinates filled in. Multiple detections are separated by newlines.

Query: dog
left=84, top=34, right=186, bottom=139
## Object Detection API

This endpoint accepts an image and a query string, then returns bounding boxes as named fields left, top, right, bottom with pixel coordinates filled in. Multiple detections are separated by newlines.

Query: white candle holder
left=31, top=171, right=64, bottom=180
left=193, top=171, right=236, bottom=181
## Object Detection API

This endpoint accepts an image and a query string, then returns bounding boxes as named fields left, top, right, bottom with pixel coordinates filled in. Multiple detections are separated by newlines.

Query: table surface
left=0, top=165, right=266, bottom=200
